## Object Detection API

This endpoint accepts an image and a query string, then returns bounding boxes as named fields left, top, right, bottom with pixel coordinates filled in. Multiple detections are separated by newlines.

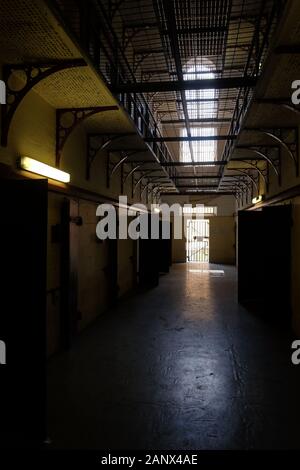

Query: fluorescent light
left=19, top=157, right=70, bottom=183
left=252, top=195, right=263, bottom=205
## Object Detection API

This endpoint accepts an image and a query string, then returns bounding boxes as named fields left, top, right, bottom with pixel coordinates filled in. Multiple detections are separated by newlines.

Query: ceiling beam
left=175, top=185, right=220, bottom=188
left=171, top=175, right=243, bottom=180
left=142, top=67, right=245, bottom=76
left=161, top=118, right=232, bottom=124
left=112, top=77, right=257, bottom=94
left=162, top=161, right=227, bottom=166
left=145, top=135, right=236, bottom=142
left=160, top=0, right=195, bottom=164
left=172, top=176, right=220, bottom=180
left=160, top=191, right=234, bottom=195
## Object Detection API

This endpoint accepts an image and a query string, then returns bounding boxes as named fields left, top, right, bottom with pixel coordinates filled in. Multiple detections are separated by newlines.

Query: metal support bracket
left=236, top=144, right=281, bottom=186
left=86, top=133, right=137, bottom=179
left=1, top=59, right=86, bottom=146
left=261, top=128, right=299, bottom=176
left=244, top=128, right=298, bottom=176
left=107, top=150, right=141, bottom=189
left=237, top=159, right=269, bottom=192
left=56, top=106, right=118, bottom=167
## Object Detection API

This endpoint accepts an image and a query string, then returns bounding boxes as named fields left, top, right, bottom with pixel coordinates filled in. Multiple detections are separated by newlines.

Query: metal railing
left=51, top=0, right=178, bottom=181
left=218, top=0, right=285, bottom=184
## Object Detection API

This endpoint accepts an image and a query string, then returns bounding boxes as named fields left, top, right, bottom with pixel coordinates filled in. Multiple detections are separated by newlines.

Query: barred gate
left=186, top=219, right=209, bottom=263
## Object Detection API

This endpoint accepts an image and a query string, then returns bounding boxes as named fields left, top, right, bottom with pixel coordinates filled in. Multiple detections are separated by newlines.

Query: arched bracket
left=123, top=161, right=158, bottom=196
left=86, top=133, right=137, bottom=179
left=244, top=128, right=298, bottom=176
left=123, top=164, right=143, bottom=185
left=1, top=59, right=86, bottom=146
left=56, top=106, right=118, bottom=167
left=220, top=182, right=242, bottom=204
left=107, top=150, right=140, bottom=191
left=236, top=144, right=281, bottom=185
left=133, top=170, right=161, bottom=195
left=226, top=169, right=259, bottom=198
left=237, top=160, right=269, bottom=191
left=226, top=179, right=252, bottom=206
left=141, top=179, right=165, bottom=203
left=261, top=128, right=298, bottom=176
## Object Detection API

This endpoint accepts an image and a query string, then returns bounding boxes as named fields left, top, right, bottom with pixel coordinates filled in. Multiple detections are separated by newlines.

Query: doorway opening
left=186, top=219, right=209, bottom=263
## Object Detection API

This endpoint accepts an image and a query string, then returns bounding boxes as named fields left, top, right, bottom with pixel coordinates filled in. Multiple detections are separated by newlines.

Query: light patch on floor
left=189, top=269, right=225, bottom=276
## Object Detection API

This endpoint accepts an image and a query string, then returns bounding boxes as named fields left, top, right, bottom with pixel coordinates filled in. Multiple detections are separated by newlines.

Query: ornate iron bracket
left=123, top=161, right=159, bottom=196
left=1, top=59, right=86, bottom=146
left=261, top=128, right=298, bottom=176
left=133, top=170, right=160, bottom=195
left=56, top=106, right=118, bottom=167
left=239, top=160, right=269, bottom=192
left=226, top=169, right=259, bottom=195
left=244, top=128, right=298, bottom=176
left=106, top=149, right=140, bottom=190
left=86, top=133, right=133, bottom=179
left=236, top=144, right=281, bottom=186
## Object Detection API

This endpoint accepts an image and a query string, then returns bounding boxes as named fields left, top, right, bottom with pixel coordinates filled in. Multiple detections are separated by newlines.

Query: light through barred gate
left=186, top=219, right=209, bottom=263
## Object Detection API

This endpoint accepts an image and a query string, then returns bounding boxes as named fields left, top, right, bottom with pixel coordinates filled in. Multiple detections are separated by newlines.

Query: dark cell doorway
left=0, top=178, right=47, bottom=445
left=238, top=205, right=292, bottom=319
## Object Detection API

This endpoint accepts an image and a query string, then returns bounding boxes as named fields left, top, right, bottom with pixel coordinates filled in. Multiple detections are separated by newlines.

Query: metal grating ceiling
left=112, top=0, right=283, bottom=191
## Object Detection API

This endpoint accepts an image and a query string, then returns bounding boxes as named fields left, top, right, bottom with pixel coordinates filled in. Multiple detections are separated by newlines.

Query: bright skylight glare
left=180, top=60, right=217, bottom=163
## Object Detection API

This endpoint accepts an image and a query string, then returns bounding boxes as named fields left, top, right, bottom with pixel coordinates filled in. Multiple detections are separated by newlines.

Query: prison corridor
left=47, top=264, right=300, bottom=450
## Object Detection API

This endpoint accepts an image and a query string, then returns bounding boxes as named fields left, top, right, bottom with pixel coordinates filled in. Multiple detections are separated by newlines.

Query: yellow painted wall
left=172, top=236, right=186, bottom=263
left=77, top=201, right=110, bottom=331
left=0, top=81, right=147, bottom=356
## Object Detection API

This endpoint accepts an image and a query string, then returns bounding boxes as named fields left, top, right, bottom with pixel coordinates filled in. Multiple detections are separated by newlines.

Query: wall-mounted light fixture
left=252, top=195, right=263, bottom=205
left=18, top=156, right=70, bottom=183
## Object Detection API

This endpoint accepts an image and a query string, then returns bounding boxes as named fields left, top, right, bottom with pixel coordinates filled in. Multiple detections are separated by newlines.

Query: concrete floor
left=47, top=264, right=300, bottom=449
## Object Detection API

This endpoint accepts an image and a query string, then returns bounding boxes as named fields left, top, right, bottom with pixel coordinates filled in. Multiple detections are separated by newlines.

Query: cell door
left=60, top=198, right=79, bottom=349
left=186, top=219, right=209, bottom=262
left=238, top=206, right=292, bottom=318
left=0, top=178, right=48, bottom=445
left=263, top=205, right=292, bottom=317
left=238, top=210, right=265, bottom=303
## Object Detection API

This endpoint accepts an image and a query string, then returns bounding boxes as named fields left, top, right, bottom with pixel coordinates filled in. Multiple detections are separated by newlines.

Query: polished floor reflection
left=48, top=264, right=300, bottom=449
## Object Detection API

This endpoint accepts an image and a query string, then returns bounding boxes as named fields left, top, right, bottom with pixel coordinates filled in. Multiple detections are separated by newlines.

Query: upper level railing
left=218, top=0, right=285, bottom=184
left=51, top=0, right=178, bottom=181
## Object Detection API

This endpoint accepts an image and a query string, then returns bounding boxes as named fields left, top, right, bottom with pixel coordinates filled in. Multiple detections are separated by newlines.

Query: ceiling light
left=19, top=157, right=70, bottom=183
left=252, top=195, right=263, bottom=205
